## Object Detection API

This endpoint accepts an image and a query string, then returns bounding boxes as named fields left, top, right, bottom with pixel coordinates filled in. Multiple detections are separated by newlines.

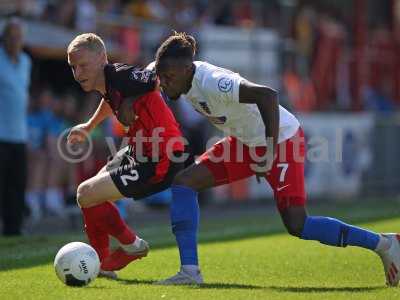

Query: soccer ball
left=54, top=242, right=100, bottom=287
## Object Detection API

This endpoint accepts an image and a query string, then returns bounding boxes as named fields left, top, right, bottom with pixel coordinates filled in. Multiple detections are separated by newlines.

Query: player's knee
left=280, top=206, right=307, bottom=237
left=76, top=183, right=91, bottom=208
left=285, top=221, right=304, bottom=237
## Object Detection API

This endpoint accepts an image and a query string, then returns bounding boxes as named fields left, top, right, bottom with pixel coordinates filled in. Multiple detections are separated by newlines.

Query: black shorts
left=106, top=146, right=184, bottom=199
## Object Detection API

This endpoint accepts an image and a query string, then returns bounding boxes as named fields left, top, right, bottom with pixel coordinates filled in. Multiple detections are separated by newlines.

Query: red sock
left=102, top=202, right=136, bottom=245
left=82, top=208, right=110, bottom=262
left=83, top=202, right=136, bottom=245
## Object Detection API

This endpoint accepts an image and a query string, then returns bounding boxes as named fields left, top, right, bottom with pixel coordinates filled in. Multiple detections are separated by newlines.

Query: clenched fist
left=67, top=123, right=92, bottom=145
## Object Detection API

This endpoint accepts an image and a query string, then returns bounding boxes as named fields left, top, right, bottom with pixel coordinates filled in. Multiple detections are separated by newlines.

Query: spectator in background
left=118, top=23, right=141, bottom=64
left=60, top=94, right=79, bottom=206
left=311, top=8, right=345, bottom=110
left=282, top=57, right=317, bottom=112
left=13, top=0, right=45, bottom=19
left=294, top=6, right=316, bottom=76
left=44, top=93, right=67, bottom=216
left=232, top=0, right=255, bottom=28
left=367, top=23, right=397, bottom=108
left=127, top=0, right=153, bottom=20
left=96, top=0, right=123, bottom=15
left=172, top=0, right=197, bottom=30
left=147, top=0, right=170, bottom=22
left=25, top=90, right=50, bottom=222
left=75, top=0, right=97, bottom=32
left=0, top=18, right=31, bottom=236
left=213, top=0, right=234, bottom=26
left=42, top=0, right=76, bottom=29
left=362, top=82, right=396, bottom=112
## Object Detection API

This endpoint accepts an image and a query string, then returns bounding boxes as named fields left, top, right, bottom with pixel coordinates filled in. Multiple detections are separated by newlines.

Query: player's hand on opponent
left=67, top=123, right=92, bottom=145
left=253, top=137, right=276, bottom=183
left=252, top=154, right=274, bottom=183
left=250, top=149, right=276, bottom=183
left=116, top=97, right=137, bottom=127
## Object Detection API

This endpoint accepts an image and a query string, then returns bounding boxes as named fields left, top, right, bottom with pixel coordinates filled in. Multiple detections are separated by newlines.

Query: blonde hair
left=67, top=33, right=106, bottom=54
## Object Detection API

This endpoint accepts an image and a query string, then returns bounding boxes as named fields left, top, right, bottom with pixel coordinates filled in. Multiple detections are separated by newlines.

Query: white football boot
left=155, top=269, right=203, bottom=285
left=377, top=233, right=400, bottom=286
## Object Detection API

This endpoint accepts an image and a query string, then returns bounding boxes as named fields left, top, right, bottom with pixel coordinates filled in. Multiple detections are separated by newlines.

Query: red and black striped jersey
left=103, top=63, right=156, bottom=114
left=103, top=63, right=184, bottom=165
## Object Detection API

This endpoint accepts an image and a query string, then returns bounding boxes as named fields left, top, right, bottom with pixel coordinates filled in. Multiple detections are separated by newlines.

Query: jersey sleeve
left=201, top=67, right=244, bottom=104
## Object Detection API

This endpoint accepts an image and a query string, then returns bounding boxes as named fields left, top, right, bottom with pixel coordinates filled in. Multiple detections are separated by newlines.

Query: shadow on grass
left=82, top=285, right=113, bottom=289
left=116, top=277, right=264, bottom=289
left=115, top=278, right=157, bottom=285
left=104, top=279, right=385, bottom=293
left=269, top=285, right=385, bottom=293
left=191, top=282, right=264, bottom=290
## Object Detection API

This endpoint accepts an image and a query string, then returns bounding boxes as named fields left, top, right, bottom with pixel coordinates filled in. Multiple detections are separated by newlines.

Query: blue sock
left=301, top=216, right=380, bottom=250
left=170, top=185, right=199, bottom=266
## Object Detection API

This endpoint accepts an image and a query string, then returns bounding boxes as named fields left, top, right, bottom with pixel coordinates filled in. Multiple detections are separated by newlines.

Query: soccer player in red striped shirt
left=67, top=33, right=184, bottom=279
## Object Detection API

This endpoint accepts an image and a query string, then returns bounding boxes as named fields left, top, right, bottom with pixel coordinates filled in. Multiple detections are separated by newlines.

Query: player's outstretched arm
left=239, top=80, right=280, bottom=174
left=67, top=98, right=113, bottom=144
left=86, top=98, right=113, bottom=130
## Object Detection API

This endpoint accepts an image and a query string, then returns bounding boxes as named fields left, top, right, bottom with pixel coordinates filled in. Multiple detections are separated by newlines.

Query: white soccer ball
left=54, top=242, right=100, bottom=287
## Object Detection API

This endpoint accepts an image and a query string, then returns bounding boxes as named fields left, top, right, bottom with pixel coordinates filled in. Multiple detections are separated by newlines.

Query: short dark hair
left=155, top=31, right=197, bottom=64
left=2, top=17, right=23, bottom=37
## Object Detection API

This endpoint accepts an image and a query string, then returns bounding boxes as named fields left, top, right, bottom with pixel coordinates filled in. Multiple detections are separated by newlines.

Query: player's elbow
left=260, top=87, right=278, bottom=104
left=239, top=80, right=278, bottom=104
left=250, top=87, right=278, bottom=107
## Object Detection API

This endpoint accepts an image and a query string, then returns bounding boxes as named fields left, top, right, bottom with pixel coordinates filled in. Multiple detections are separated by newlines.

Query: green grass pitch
left=2, top=199, right=400, bottom=300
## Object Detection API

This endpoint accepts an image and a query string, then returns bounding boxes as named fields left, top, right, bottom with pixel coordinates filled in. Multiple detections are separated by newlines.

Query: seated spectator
left=283, top=59, right=317, bottom=112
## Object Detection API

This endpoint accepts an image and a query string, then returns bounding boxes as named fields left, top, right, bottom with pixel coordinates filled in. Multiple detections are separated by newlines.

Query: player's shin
left=170, top=185, right=200, bottom=272
left=98, top=202, right=149, bottom=271
left=81, top=208, right=110, bottom=262
left=300, top=216, right=381, bottom=250
left=82, top=202, right=137, bottom=247
left=100, top=201, right=137, bottom=245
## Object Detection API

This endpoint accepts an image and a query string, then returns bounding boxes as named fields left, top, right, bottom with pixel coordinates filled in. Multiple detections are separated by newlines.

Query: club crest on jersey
left=130, top=70, right=151, bottom=83
left=199, top=102, right=211, bottom=114
left=218, top=77, right=233, bottom=93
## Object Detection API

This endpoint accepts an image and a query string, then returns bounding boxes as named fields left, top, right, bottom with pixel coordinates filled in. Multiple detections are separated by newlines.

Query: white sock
left=26, top=191, right=42, bottom=221
left=375, top=235, right=392, bottom=253
left=45, top=188, right=65, bottom=214
left=120, top=237, right=142, bottom=253
left=182, top=265, right=200, bottom=276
